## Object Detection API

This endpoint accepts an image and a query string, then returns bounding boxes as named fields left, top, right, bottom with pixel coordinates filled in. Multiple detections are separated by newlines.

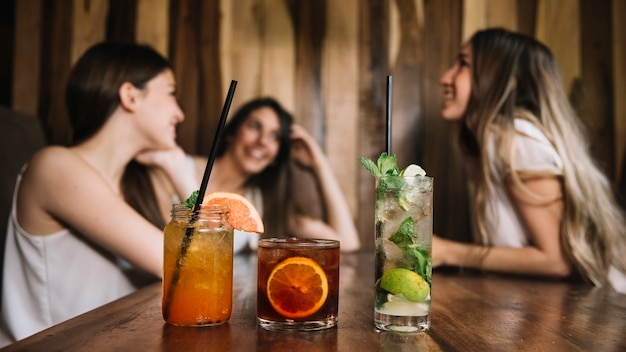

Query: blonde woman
left=433, top=28, right=626, bottom=293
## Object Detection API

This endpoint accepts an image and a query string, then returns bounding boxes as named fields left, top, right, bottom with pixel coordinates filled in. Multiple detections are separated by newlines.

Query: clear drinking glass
left=257, top=238, right=340, bottom=331
left=162, top=204, right=234, bottom=326
left=374, top=175, right=433, bottom=332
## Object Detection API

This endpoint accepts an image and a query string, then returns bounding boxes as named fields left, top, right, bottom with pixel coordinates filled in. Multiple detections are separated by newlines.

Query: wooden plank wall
left=3, top=0, right=625, bottom=249
left=422, top=0, right=465, bottom=243
left=615, top=0, right=626, bottom=181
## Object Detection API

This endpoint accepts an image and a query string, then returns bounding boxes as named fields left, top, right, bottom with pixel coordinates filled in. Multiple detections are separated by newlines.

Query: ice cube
left=381, top=238, right=404, bottom=264
left=380, top=294, right=429, bottom=316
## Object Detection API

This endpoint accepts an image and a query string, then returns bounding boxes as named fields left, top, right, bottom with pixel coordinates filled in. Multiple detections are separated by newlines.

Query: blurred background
left=1, top=0, right=624, bottom=250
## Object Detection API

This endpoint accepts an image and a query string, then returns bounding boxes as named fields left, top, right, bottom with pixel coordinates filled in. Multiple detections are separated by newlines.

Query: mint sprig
left=181, top=190, right=199, bottom=209
left=389, top=217, right=431, bottom=285
left=358, top=152, right=400, bottom=177
left=359, top=153, right=414, bottom=210
left=359, top=152, right=401, bottom=201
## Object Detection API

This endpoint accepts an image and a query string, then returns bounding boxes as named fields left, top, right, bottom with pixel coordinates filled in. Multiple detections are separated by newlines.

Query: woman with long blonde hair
left=433, top=28, right=626, bottom=292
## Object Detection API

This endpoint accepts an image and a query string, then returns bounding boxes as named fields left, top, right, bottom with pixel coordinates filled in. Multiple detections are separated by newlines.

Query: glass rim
left=258, top=237, right=339, bottom=249
left=375, top=175, right=433, bottom=180
left=170, top=203, right=229, bottom=211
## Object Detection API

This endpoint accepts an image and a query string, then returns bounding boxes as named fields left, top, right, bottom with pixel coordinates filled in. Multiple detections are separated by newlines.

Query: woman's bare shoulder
left=29, top=145, right=79, bottom=164
left=17, top=146, right=99, bottom=234
left=23, top=146, right=93, bottom=185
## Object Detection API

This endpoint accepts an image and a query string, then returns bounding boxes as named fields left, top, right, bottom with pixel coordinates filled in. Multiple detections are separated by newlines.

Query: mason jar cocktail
left=374, top=175, right=433, bottom=332
left=162, top=204, right=234, bottom=326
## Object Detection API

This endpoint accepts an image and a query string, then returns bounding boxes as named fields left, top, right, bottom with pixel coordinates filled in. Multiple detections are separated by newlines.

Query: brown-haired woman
left=0, top=42, right=193, bottom=345
left=139, top=97, right=361, bottom=254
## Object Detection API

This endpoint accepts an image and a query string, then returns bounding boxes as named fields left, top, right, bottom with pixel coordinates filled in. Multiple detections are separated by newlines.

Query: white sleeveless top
left=484, top=119, right=625, bottom=293
left=0, top=172, right=138, bottom=347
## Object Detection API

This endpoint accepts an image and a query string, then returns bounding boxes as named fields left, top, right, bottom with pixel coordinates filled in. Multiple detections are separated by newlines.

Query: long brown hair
left=66, top=41, right=172, bottom=229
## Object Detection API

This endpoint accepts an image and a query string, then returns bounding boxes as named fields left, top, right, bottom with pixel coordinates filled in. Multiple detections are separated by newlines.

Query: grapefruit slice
left=266, top=256, right=329, bottom=319
left=203, top=191, right=264, bottom=233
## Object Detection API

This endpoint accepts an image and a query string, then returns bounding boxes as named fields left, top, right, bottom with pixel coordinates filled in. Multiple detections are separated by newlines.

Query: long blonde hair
left=460, top=28, right=626, bottom=288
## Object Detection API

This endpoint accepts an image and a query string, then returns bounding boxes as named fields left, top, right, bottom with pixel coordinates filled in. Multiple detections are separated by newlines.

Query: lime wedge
left=400, top=164, right=426, bottom=177
left=380, top=268, right=429, bottom=302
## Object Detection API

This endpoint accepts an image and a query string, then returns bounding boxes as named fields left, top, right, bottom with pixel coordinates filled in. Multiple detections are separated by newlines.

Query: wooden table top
left=3, top=252, right=625, bottom=351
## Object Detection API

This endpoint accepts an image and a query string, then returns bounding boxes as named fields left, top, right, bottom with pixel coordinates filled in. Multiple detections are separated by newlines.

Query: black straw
left=386, top=75, right=392, bottom=155
left=194, top=80, right=238, bottom=209
left=163, top=80, right=238, bottom=319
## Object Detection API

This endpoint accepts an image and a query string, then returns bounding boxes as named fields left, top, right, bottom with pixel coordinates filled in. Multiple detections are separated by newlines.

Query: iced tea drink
left=257, top=238, right=340, bottom=331
left=162, top=204, right=234, bottom=326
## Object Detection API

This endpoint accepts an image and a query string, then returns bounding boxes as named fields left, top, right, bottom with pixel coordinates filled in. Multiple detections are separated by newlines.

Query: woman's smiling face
left=133, top=69, right=184, bottom=150
left=228, top=106, right=282, bottom=175
left=439, top=43, right=472, bottom=121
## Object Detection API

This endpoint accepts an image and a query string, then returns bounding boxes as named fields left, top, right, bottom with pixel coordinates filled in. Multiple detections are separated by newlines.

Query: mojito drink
left=359, top=153, right=433, bottom=332
left=375, top=175, right=432, bottom=331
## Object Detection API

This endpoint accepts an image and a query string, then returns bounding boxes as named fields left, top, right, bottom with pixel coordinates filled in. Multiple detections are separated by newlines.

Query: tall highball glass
left=374, top=175, right=433, bottom=332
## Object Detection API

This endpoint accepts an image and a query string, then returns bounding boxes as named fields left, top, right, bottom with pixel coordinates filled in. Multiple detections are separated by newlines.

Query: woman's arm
left=289, top=124, right=361, bottom=252
left=433, top=174, right=571, bottom=278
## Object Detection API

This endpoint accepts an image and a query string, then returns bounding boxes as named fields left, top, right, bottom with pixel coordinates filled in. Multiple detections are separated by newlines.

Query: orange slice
left=203, top=192, right=264, bottom=233
left=266, top=256, right=328, bottom=319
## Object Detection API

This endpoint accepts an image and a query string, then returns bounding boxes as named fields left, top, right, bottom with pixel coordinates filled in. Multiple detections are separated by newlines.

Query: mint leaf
left=377, top=153, right=400, bottom=176
left=357, top=157, right=382, bottom=177
left=375, top=177, right=391, bottom=199
left=409, top=247, right=431, bottom=284
left=389, top=217, right=431, bottom=285
left=181, top=190, right=199, bottom=209
left=389, top=217, right=417, bottom=247
left=376, top=176, right=408, bottom=210
left=359, top=152, right=426, bottom=179
left=359, top=153, right=402, bottom=203
left=358, top=152, right=401, bottom=178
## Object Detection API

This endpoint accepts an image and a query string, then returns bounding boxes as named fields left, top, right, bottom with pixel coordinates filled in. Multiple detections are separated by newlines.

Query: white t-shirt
left=484, top=119, right=564, bottom=247
left=483, top=119, right=625, bottom=293
left=0, top=172, right=138, bottom=347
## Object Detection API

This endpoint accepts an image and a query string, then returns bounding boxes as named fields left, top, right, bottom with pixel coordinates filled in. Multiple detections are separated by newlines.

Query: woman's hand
left=134, top=146, right=197, bottom=204
left=134, top=145, right=188, bottom=175
left=431, top=235, right=448, bottom=268
left=290, top=124, right=323, bottom=170
left=287, top=124, right=361, bottom=252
